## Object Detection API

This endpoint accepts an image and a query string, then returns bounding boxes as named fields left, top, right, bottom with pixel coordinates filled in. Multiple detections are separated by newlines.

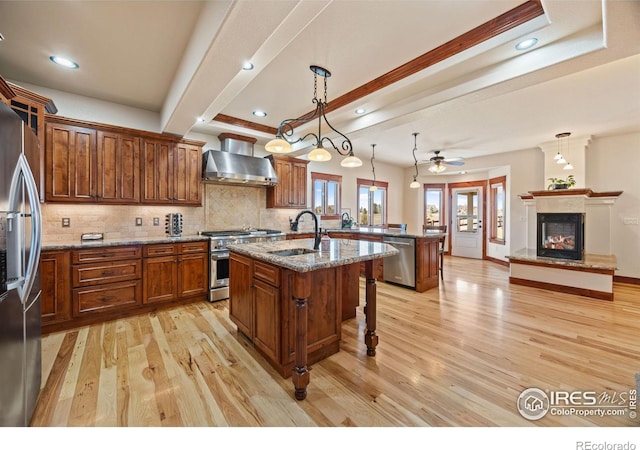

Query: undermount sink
left=267, top=248, right=318, bottom=257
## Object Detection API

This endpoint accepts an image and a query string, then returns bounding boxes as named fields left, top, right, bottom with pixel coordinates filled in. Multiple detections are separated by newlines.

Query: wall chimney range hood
left=202, top=133, right=279, bottom=186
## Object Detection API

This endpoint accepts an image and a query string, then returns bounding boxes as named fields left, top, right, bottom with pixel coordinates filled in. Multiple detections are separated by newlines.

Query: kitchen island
left=328, top=227, right=446, bottom=292
left=227, top=237, right=398, bottom=400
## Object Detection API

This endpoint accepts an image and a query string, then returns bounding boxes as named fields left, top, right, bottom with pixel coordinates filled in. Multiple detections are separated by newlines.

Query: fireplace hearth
left=537, top=213, right=584, bottom=260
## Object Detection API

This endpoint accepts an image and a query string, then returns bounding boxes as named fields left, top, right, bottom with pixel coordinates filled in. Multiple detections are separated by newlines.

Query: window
left=357, top=178, right=388, bottom=226
left=489, top=175, right=506, bottom=244
left=311, top=172, right=342, bottom=220
left=456, top=190, right=479, bottom=232
left=424, top=183, right=445, bottom=227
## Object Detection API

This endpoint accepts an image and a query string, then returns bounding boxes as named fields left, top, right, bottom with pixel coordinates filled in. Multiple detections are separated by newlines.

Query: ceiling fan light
left=429, top=164, right=446, bottom=173
left=341, top=155, right=363, bottom=167
left=265, top=137, right=292, bottom=154
left=308, top=146, right=332, bottom=161
left=409, top=179, right=420, bottom=189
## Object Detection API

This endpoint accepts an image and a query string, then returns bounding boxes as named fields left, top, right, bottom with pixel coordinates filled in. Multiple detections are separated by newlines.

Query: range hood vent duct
left=202, top=133, right=278, bottom=186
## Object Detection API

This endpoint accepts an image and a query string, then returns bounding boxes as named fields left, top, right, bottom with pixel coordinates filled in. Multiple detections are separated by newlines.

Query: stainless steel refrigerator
left=0, top=101, right=42, bottom=427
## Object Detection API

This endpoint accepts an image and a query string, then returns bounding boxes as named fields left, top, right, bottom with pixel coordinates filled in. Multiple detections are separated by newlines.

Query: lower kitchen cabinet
left=143, top=241, right=208, bottom=304
left=71, top=245, right=143, bottom=317
left=40, top=239, right=209, bottom=333
left=229, top=253, right=343, bottom=378
left=40, top=250, right=71, bottom=325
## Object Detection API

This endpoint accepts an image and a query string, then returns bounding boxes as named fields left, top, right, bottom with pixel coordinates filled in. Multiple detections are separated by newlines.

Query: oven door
left=210, top=250, right=229, bottom=288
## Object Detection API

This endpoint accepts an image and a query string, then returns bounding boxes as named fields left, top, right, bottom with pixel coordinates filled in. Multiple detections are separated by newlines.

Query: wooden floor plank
left=36, top=258, right=640, bottom=427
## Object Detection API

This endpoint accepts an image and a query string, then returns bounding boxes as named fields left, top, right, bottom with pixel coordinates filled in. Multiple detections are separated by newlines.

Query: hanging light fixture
left=265, top=65, right=362, bottom=168
left=554, top=132, right=574, bottom=170
left=369, top=144, right=378, bottom=191
left=554, top=132, right=569, bottom=165
left=428, top=163, right=446, bottom=174
left=410, top=132, right=421, bottom=188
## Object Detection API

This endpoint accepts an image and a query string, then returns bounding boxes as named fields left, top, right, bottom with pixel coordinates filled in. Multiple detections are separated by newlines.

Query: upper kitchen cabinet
left=45, top=120, right=97, bottom=202
left=44, top=115, right=204, bottom=205
left=0, top=78, right=57, bottom=202
left=141, top=139, right=202, bottom=205
left=266, top=154, right=309, bottom=209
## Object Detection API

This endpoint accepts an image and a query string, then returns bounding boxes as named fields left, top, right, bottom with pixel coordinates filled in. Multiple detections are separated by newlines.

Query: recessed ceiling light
left=515, top=38, right=538, bottom=51
left=49, top=55, right=79, bottom=69
left=197, top=117, right=206, bottom=123
left=242, top=62, right=254, bottom=70
left=355, top=108, right=366, bottom=115
left=253, top=110, right=267, bottom=117
left=459, top=171, right=467, bottom=174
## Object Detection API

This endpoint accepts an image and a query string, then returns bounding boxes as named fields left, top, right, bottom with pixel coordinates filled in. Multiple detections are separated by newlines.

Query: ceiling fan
left=422, top=150, right=464, bottom=173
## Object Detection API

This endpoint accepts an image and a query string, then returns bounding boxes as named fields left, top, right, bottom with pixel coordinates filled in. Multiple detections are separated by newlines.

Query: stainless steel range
left=199, top=229, right=286, bottom=301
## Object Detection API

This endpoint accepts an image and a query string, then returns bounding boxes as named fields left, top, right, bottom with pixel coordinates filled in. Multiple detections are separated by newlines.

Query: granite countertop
left=42, top=234, right=209, bottom=250
left=327, top=227, right=446, bottom=239
left=508, top=248, right=618, bottom=270
left=227, top=238, right=399, bottom=273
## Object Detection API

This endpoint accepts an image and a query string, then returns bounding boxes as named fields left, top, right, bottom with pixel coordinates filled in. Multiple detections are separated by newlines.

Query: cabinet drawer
left=143, top=243, right=177, bottom=257
left=178, top=241, right=208, bottom=254
left=253, top=261, right=280, bottom=287
left=72, top=260, right=142, bottom=288
left=72, top=245, right=141, bottom=264
left=73, top=280, right=142, bottom=317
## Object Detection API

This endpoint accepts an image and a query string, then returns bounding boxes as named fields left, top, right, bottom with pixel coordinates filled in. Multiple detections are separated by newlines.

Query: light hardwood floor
left=33, top=257, right=640, bottom=427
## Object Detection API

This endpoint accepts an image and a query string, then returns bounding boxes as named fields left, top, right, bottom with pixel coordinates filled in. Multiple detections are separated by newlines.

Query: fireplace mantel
left=519, top=189, right=623, bottom=200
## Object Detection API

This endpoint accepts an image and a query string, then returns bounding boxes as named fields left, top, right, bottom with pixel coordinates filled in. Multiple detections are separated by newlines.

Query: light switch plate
left=153, top=217, right=160, bottom=226
left=135, top=217, right=143, bottom=226
left=62, top=218, right=70, bottom=227
left=623, top=217, right=639, bottom=225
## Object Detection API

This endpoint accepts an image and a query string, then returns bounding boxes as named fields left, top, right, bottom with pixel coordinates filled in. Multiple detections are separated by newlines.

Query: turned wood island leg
left=292, top=271, right=311, bottom=400
left=364, top=259, right=379, bottom=356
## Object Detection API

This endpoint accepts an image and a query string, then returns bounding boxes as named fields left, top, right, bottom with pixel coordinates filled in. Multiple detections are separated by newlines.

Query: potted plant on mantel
left=547, top=174, right=576, bottom=190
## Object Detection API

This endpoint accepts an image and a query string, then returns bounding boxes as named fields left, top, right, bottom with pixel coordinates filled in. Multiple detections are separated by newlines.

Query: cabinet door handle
left=102, top=295, right=116, bottom=302
left=102, top=270, right=115, bottom=276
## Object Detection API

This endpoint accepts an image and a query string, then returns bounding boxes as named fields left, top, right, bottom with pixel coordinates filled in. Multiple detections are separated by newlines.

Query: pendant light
left=264, top=65, right=362, bottom=168
left=555, top=132, right=574, bottom=170
left=409, top=132, right=421, bottom=188
left=369, top=144, right=378, bottom=191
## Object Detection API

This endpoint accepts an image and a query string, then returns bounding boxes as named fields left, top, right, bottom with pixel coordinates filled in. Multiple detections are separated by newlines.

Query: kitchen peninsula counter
left=227, top=238, right=398, bottom=401
left=328, top=227, right=446, bottom=292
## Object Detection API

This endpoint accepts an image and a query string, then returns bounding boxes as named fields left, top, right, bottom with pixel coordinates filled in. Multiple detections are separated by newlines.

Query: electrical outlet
left=62, top=218, right=70, bottom=227
left=135, top=217, right=143, bottom=226
left=153, top=217, right=159, bottom=226
left=623, top=217, right=639, bottom=225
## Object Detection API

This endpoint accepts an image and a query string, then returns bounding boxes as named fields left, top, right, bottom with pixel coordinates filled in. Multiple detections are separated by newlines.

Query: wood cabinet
left=45, top=122, right=96, bottom=202
left=229, top=253, right=343, bottom=378
left=41, top=239, right=209, bottom=334
left=266, top=155, right=309, bottom=208
left=40, top=250, right=71, bottom=325
left=96, top=131, right=140, bottom=203
left=1, top=80, right=56, bottom=202
left=141, top=140, right=202, bottom=205
left=44, top=116, right=204, bottom=205
left=143, top=241, right=208, bottom=304
left=71, top=246, right=143, bottom=318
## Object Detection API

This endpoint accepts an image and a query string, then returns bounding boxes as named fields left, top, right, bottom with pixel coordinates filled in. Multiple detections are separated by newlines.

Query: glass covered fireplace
left=537, top=213, right=585, bottom=260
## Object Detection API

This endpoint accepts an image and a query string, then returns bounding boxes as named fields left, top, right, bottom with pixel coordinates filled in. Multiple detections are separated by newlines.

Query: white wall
left=585, top=132, right=640, bottom=278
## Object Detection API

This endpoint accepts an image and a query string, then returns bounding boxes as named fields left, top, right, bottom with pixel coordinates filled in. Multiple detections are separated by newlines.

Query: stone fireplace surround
left=508, top=188, right=623, bottom=300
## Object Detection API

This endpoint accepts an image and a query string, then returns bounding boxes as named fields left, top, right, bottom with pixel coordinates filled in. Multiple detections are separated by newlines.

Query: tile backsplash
left=41, top=184, right=337, bottom=244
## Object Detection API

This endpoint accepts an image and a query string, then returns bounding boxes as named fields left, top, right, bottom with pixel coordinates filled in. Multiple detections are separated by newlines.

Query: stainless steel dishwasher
left=383, top=236, right=416, bottom=288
